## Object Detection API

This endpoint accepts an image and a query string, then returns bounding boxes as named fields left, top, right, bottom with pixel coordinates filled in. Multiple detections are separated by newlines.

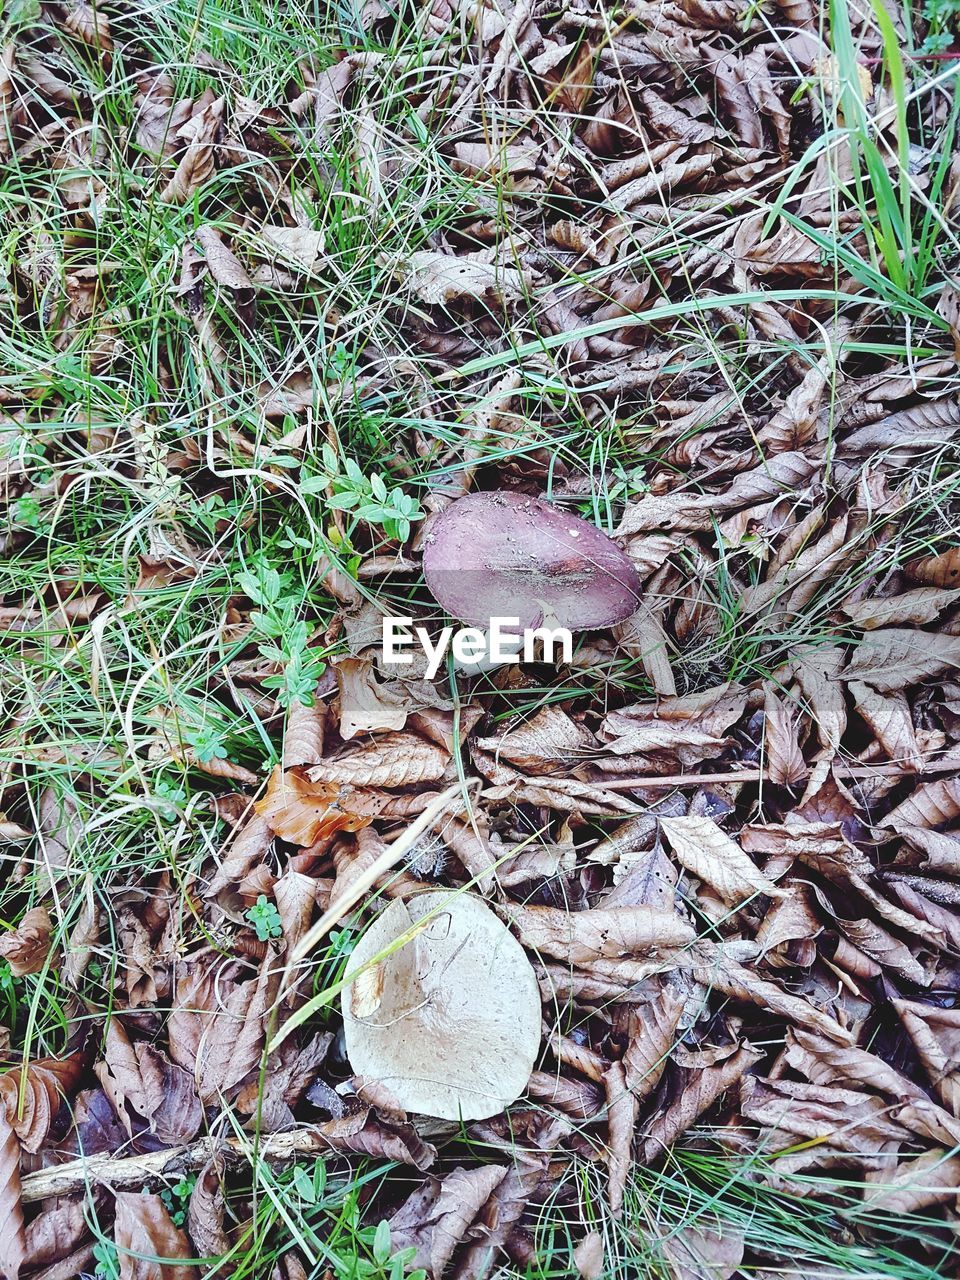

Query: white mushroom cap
left=341, top=891, right=541, bottom=1121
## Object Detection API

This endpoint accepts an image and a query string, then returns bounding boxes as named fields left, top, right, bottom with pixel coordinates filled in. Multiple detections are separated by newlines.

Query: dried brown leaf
left=0, top=908, right=51, bottom=977
left=643, top=1046, right=761, bottom=1162
left=762, top=686, right=806, bottom=786
left=113, top=1191, right=195, bottom=1280
left=160, top=99, right=223, bottom=204
left=843, top=629, right=960, bottom=692
left=603, top=1061, right=637, bottom=1215
left=0, top=1113, right=23, bottom=1280
left=661, top=816, right=785, bottom=905
left=389, top=1164, right=508, bottom=1278
left=622, top=982, right=685, bottom=1099
left=255, top=767, right=382, bottom=845
left=307, top=733, right=448, bottom=788
left=848, top=681, right=923, bottom=772
left=843, top=587, right=960, bottom=629
left=505, top=902, right=694, bottom=964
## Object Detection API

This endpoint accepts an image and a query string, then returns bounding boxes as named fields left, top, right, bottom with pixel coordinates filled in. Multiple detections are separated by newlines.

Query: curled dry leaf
left=0, top=907, right=52, bottom=976
left=762, top=686, right=806, bottom=786
left=307, top=733, right=448, bottom=788
left=603, top=1061, right=637, bottom=1216
left=342, top=892, right=541, bottom=1120
left=389, top=1164, right=508, bottom=1278
left=504, top=902, right=694, bottom=964
left=335, top=658, right=409, bottom=739
left=255, top=766, right=383, bottom=845
left=643, top=1045, right=762, bottom=1162
left=622, top=982, right=685, bottom=1099
left=188, top=1157, right=231, bottom=1271
left=660, top=816, right=786, bottom=906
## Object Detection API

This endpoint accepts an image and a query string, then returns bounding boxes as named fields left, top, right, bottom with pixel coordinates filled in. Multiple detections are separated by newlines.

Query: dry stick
left=269, top=781, right=466, bottom=1051
left=594, top=759, right=960, bottom=791
left=21, top=1130, right=325, bottom=1203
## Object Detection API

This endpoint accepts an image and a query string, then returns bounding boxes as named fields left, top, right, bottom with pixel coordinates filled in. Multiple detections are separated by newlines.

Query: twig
left=593, top=758, right=960, bottom=791
left=21, top=1129, right=324, bottom=1203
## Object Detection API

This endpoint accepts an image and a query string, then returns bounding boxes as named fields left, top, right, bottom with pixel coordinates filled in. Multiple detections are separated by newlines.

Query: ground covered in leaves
left=2, top=0, right=960, bottom=1277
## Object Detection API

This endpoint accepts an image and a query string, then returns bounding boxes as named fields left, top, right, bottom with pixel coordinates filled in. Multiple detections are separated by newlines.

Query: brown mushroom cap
left=422, top=491, right=641, bottom=631
left=341, top=891, right=541, bottom=1121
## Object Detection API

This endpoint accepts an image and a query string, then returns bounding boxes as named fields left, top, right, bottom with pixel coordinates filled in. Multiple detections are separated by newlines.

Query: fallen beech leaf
left=282, top=699, right=326, bottom=768
left=391, top=251, right=530, bottom=305
left=342, top=892, right=540, bottom=1120
left=622, top=982, right=685, bottom=1099
left=161, top=98, right=223, bottom=204
left=643, top=1045, right=761, bottom=1162
left=883, top=776, right=960, bottom=831
left=0, top=1055, right=84, bottom=1152
left=603, top=1061, right=637, bottom=1215
left=613, top=604, right=676, bottom=696
left=168, top=956, right=277, bottom=1104
left=335, top=658, right=408, bottom=740
left=660, top=816, right=785, bottom=905
left=315, top=1106, right=435, bottom=1169
left=688, top=946, right=852, bottom=1043
left=842, top=587, right=960, bottom=629
left=504, top=902, right=694, bottom=964
left=259, top=225, right=325, bottom=269
left=842, top=629, right=960, bottom=692
left=762, top=686, right=806, bottom=786
left=389, top=1164, right=508, bottom=1278
left=255, top=766, right=383, bottom=845
left=187, top=1157, right=230, bottom=1273
left=113, top=1191, right=195, bottom=1280
left=307, top=733, right=448, bottom=788
left=0, top=1114, right=23, bottom=1280
left=63, top=1, right=113, bottom=54
left=23, top=1194, right=90, bottom=1273
left=525, top=1070, right=604, bottom=1118
left=794, top=645, right=846, bottom=754
left=0, top=907, right=51, bottom=976
left=848, top=681, right=923, bottom=772
left=894, top=1000, right=960, bottom=1113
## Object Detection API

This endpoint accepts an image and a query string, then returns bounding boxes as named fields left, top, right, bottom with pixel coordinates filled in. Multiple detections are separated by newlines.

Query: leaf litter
left=1, top=0, right=960, bottom=1277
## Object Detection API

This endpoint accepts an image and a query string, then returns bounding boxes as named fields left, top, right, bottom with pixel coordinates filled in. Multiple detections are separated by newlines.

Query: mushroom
left=422, top=491, right=640, bottom=631
left=341, top=891, right=541, bottom=1121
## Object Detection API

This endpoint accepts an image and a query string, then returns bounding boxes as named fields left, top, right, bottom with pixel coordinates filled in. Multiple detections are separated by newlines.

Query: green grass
left=2, top=0, right=960, bottom=1275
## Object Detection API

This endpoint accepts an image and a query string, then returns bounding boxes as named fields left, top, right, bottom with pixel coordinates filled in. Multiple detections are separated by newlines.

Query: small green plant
left=11, top=493, right=45, bottom=531
left=153, top=777, right=187, bottom=821
left=92, top=1238, right=120, bottom=1280
left=304, top=446, right=423, bottom=542
left=920, top=0, right=959, bottom=53
left=184, top=723, right=229, bottom=764
left=0, top=962, right=18, bottom=1027
left=246, top=895, right=282, bottom=941
left=237, top=552, right=326, bottom=709
left=158, top=1175, right=196, bottom=1227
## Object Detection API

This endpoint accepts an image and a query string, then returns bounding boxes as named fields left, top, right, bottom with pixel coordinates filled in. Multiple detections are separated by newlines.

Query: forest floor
left=2, top=1, right=960, bottom=1278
